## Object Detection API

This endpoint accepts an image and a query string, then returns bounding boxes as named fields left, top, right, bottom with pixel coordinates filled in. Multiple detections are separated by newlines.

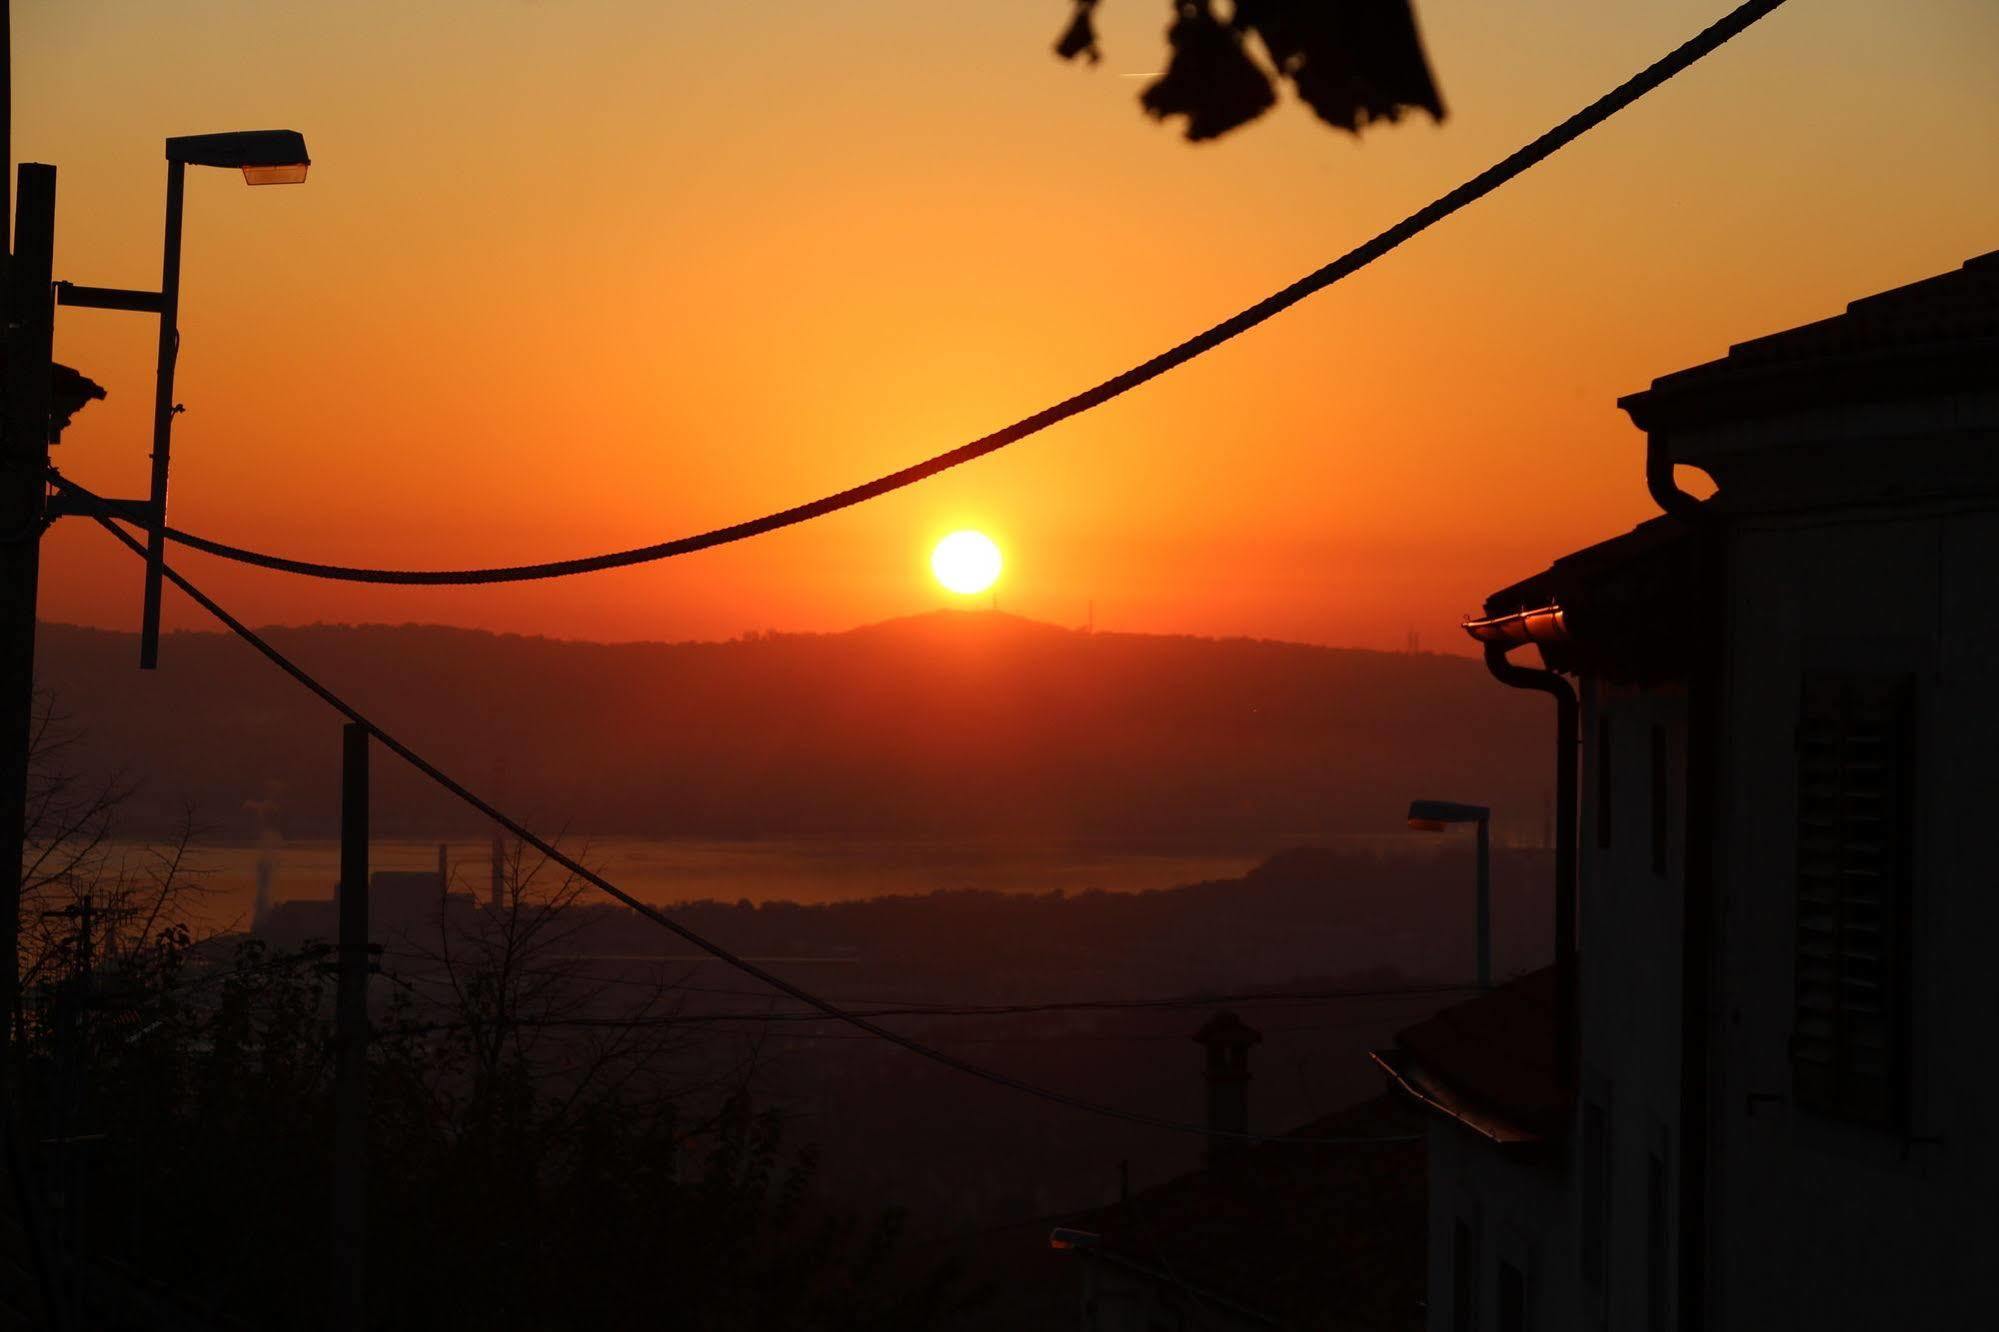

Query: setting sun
left=931, top=531, right=1003, bottom=596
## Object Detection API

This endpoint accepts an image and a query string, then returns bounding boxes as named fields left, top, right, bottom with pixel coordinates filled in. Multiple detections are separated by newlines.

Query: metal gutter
left=1463, top=603, right=1569, bottom=646
left=1479, top=642, right=1579, bottom=1093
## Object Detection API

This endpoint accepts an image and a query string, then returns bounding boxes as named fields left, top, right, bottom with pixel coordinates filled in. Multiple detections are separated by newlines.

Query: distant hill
left=33, top=613, right=1551, bottom=842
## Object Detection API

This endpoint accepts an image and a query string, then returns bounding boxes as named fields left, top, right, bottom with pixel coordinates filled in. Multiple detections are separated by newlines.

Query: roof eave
left=1370, top=1049, right=1560, bottom=1156
left=1618, top=338, right=1999, bottom=440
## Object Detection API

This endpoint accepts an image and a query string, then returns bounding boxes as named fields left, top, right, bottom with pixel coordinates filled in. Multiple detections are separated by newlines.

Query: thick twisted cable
left=72, top=0, right=1787, bottom=586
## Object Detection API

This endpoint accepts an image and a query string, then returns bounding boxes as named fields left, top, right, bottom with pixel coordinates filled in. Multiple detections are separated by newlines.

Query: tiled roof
left=1375, top=967, right=1569, bottom=1148
left=1620, top=250, right=1999, bottom=433
left=1066, top=1093, right=1430, bottom=1330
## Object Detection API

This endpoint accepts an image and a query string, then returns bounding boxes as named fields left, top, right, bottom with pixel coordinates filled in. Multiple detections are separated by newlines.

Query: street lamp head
left=1408, top=798, right=1490, bottom=830
left=165, top=130, right=311, bottom=185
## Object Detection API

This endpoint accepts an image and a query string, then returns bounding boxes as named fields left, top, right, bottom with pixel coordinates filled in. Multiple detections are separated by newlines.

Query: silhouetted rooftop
left=1373, top=966, right=1567, bottom=1149
left=1068, top=1093, right=1428, bottom=1330
left=1620, top=250, right=1999, bottom=433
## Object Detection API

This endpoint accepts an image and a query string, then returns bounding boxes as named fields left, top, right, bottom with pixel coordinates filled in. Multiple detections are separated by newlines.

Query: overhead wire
left=390, top=1011, right=1438, bottom=1044
left=80, top=507, right=1421, bottom=1147
left=48, top=0, right=1798, bottom=1144
left=53, top=0, right=1790, bottom=587
left=377, top=977, right=1473, bottom=1026
left=371, top=947, right=1476, bottom=1016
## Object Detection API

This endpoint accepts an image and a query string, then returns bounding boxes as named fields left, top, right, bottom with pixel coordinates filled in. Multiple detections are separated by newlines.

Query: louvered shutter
left=1792, top=672, right=1912, bottom=1125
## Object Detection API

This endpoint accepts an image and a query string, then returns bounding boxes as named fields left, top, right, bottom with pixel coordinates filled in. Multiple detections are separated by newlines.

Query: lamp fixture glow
left=1408, top=799, right=1490, bottom=830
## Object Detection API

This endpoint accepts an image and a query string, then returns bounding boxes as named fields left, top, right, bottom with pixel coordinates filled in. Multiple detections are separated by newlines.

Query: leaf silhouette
left=1058, top=0, right=1446, bottom=142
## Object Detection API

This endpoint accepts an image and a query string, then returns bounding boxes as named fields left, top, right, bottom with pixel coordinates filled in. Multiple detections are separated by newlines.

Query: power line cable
left=48, top=0, right=1795, bottom=1141
left=53, top=0, right=1789, bottom=586
left=389, top=1009, right=1440, bottom=1042
left=80, top=509, right=1420, bottom=1147
left=374, top=948, right=1475, bottom=1016
left=380, top=984, right=1468, bottom=1027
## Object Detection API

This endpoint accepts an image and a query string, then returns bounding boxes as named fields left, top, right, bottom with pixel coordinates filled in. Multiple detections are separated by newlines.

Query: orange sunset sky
left=16, top=0, right=1998, bottom=652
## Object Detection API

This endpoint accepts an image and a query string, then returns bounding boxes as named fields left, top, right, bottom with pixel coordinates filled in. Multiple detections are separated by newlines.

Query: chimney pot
left=1195, top=1010, right=1262, bottom=1167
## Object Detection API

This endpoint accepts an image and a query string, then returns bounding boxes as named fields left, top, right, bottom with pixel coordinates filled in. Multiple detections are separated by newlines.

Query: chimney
left=489, top=832, right=505, bottom=911
left=1194, top=1010, right=1262, bottom=1168
left=436, top=843, right=449, bottom=894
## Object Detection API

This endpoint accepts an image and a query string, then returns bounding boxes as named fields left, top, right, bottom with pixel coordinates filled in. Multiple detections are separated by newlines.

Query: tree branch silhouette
left=1057, top=0, right=1446, bottom=142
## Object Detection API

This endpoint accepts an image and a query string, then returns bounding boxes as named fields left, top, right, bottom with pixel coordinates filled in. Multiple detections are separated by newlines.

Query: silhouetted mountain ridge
left=35, top=612, right=1549, bottom=841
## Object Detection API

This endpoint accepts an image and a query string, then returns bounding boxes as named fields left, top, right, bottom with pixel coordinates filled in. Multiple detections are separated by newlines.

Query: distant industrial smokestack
left=253, top=852, right=274, bottom=930
left=436, top=843, right=448, bottom=895
left=245, top=795, right=281, bottom=931
left=1195, top=1010, right=1262, bottom=1169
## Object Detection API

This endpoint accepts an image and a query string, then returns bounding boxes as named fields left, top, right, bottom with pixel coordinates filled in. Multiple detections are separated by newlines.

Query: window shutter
left=1792, top=672, right=1912, bottom=1126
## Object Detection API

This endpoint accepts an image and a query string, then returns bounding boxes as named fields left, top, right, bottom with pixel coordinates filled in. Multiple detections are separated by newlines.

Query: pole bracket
left=55, top=281, right=165, bottom=314
left=44, top=490, right=158, bottom=526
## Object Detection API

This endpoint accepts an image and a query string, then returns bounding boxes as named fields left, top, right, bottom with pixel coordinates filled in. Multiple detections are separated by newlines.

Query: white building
left=1376, top=251, right=1998, bottom=1331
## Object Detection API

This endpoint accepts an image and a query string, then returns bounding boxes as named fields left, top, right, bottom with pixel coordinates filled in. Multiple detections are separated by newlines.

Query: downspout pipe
left=1482, top=640, right=1579, bottom=1092
left=1648, top=434, right=1717, bottom=1332
left=1645, top=441, right=1704, bottom=524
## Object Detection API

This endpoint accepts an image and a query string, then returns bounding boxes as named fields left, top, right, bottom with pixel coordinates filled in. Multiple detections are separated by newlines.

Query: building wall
left=1709, top=496, right=1999, bottom=1330
left=1577, top=682, right=1687, bottom=1332
left=1421, top=684, right=1688, bottom=1332
left=1425, top=1122, right=1575, bottom=1332
left=1428, top=374, right=1999, bottom=1331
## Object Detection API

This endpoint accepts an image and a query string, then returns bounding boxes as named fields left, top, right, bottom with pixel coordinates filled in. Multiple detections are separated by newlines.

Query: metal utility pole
left=1407, top=799, right=1493, bottom=990
left=39, top=890, right=126, bottom=1327
left=41, top=894, right=115, bottom=989
left=332, top=722, right=370, bottom=1332
left=136, top=159, right=185, bottom=671
left=44, top=129, right=310, bottom=670
left=2, top=162, right=56, bottom=1075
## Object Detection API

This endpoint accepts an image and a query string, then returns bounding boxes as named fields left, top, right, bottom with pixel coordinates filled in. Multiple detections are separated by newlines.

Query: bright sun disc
left=931, top=530, right=1002, bottom=595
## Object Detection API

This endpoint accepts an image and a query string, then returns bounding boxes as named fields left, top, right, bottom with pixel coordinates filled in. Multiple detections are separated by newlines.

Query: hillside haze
left=36, top=613, right=1549, bottom=843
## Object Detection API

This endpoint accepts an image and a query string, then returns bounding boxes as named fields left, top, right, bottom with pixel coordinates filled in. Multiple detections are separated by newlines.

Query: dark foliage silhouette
left=1057, top=0, right=1446, bottom=141
left=7, top=729, right=986, bottom=1329
left=19, top=928, right=988, bottom=1329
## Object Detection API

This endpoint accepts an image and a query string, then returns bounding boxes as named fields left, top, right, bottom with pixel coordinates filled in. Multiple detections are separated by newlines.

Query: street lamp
left=1408, top=798, right=1492, bottom=989
left=165, top=130, right=311, bottom=183
left=137, top=131, right=311, bottom=668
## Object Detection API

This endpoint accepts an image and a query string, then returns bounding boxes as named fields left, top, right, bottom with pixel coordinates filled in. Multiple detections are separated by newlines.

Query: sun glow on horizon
left=931, top=530, right=1003, bottom=596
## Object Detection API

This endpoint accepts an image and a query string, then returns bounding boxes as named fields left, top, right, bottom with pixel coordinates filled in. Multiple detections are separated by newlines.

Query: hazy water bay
left=124, top=835, right=1320, bottom=936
